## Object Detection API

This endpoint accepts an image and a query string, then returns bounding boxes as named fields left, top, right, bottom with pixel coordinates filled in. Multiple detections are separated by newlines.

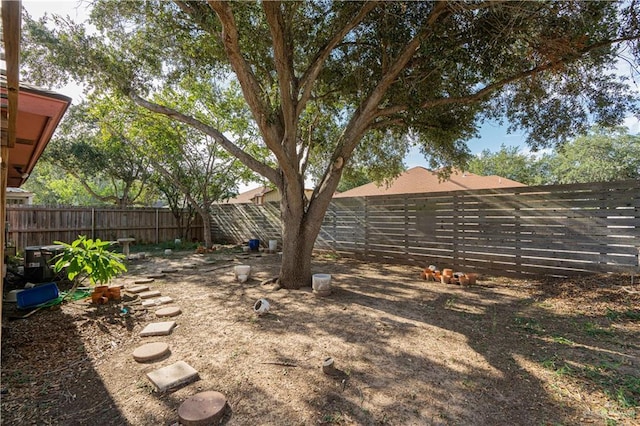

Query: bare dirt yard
left=2, top=249, right=639, bottom=425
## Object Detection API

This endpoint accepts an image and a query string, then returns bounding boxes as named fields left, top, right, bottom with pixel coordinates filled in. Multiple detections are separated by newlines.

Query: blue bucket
left=17, top=282, right=59, bottom=309
left=248, top=239, right=260, bottom=251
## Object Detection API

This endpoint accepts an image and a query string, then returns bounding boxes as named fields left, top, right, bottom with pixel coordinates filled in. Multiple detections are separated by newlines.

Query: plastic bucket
left=268, top=240, right=278, bottom=251
left=234, top=265, right=251, bottom=280
left=254, top=298, right=270, bottom=315
left=248, top=239, right=260, bottom=251
left=16, top=282, right=59, bottom=309
left=312, top=274, right=332, bottom=292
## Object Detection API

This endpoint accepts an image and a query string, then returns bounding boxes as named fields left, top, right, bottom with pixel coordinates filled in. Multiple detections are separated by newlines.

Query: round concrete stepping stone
left=132, top=342, right=170, bottom=362
left=134, top=278, right=154, bottom=284
left=178, top=391, right=227, bottom=426
left=156, top=306, right=182, bottom=318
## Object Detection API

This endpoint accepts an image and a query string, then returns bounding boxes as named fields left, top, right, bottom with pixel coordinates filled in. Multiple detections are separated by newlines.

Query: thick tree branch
left=296, top=1, right=379, bottom=117
left=310, top=2, right=451, bottom=211
left=128, top=92, right=278, bottom=184
left=421, top=35, right=640, bottom=109
left=207, top=1, right=293, bottom=188
left=372, top=35, right=640, bottom=119
left=263, top=1, right=296, bottom=141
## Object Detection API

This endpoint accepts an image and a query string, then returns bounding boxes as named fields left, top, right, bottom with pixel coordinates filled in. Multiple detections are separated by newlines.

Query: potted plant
left=53, top=235, right=127, bottom=302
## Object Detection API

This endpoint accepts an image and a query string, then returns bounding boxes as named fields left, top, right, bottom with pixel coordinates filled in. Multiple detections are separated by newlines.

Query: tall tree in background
left=42, top=103, right=153, bottom=207
left=22, top=162, right=98, bottom=206
left=467, top=144, right=548, bottom=186
left=90, top=93, right=255, bottom=248
left=23, top=1, right=640, bottom=288
left=469, top=127, right=640, bottom=185
left=548, top=127, right=640, bottom=184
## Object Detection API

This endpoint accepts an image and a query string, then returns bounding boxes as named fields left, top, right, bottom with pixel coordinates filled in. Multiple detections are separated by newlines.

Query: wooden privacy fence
left=6, top=206, right=203, bottom=251
left=211, top=180, right=640, bottom=277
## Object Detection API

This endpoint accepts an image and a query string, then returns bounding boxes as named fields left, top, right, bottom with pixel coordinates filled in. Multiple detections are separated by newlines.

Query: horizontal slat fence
left=6, top=206, right=203, bottom=251
left=211, top=180, right=640, bottom=277
left=210, top=202, right=282, bottom=247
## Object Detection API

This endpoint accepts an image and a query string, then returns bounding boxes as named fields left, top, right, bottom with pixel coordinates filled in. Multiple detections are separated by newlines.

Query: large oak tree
left=23, top=1, right=640, bottom=288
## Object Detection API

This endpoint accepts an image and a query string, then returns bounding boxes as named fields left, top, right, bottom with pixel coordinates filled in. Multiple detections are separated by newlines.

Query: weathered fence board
left=6, top=206, right=203, bottom=251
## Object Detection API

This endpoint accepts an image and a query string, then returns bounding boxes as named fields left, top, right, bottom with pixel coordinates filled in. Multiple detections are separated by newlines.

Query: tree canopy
left=22, top=1, right=640, bottom=288
left=468, top=127, right=640, bottom=185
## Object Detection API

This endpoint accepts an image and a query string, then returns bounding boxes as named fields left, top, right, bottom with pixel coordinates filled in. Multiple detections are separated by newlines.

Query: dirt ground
left=1, top=249, right=639, bottom=425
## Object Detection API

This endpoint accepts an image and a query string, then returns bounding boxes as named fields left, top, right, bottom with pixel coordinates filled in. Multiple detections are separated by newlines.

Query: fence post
left=155, top=209, right=159, bottom=244
left=452, top=194, right=459, bottom=268
left=91, top=208, right=95, bottom=240
left=404, top=197, right=409, bottom=257
left=364, top=198, right=369, bottom=258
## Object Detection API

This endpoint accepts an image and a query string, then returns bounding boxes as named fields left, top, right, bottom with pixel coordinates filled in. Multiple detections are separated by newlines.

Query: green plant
left=583, top=321, right=614, bottom=337
left=53, top=236, right=127, bottom=293
left=552, top=335, right=575, bottom=345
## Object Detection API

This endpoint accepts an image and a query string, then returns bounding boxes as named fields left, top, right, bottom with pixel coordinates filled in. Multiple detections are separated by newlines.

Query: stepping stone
left=156, top=306, right=182, bottom=318
left=146, top=361, right=199, bottom=392
left=127, top=285, right=150, bottom=294
left=178, top=391, right=227, bottom=426
left=134, top=278, right=155, bottom=284
left=138, top=290, right=162, bottom=299
left=142, top=296, right=173, bottom=307
left=132, top=342, right=170, bottom=362
left=161, top=268, right=179, bottom=273
left=140, top=321, right=176, bottom=337
left=147, top=273, right=166, bottom=279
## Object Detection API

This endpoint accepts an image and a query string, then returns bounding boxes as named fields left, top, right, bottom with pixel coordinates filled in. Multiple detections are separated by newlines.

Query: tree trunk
left=279, top=207, right=316, bottom=289
left=200, top=211, right=212, bottom=248
left=278, top=181, right=328, bottom=289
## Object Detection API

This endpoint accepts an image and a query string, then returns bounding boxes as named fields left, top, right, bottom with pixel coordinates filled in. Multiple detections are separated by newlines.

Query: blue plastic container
left=248, top=239, right=260, bottom=251
left=16, top=282, right=59, bottom=309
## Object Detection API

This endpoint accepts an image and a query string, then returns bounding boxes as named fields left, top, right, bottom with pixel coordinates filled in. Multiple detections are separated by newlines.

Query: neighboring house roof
left=6, top=187, right=33, bottom=195
left=223, top=185, right=315, bottom=204
left=1, top=77, right=72, bottom=187
left=6, top=187, right=34, bottom=204
left=333, top=166, right=526, bottom=198
left=223, top=186, right=273, bottom=204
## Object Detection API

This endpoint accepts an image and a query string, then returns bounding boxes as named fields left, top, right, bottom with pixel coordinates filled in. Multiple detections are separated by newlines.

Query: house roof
left=1, top=77, right=72, bottom=187
left=223, top=186, right=273, bottom=204
left=333, top=166, right=526, bottom=198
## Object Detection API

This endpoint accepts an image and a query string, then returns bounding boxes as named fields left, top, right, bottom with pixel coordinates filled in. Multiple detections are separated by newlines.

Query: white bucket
left=312, top=274, right=332, bottom=292
left=234, top=265, right=251, bottom=280
left=6, top=289, right=24, bottom=302
left=164, top=249, right=172, bottom=255
left=268, top=240, right=278, bottom=251
left=254, top=298, right=270, bottom=315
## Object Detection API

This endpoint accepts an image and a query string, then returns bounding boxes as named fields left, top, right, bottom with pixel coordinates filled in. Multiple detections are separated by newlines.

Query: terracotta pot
left=466, top=273, right=478, bottom=285
left=95, top=285, right=108, bottom=295
left=441, top=275, right=451, bottom=284
left=91, top=292, right=103, bottom=304
left=442, top=268, right=453, bottom=277
left=108, top=287, right=121, bottom=300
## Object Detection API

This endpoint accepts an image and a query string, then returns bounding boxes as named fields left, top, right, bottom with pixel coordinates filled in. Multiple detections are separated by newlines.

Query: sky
left=19, top=0, right=640, bottom=180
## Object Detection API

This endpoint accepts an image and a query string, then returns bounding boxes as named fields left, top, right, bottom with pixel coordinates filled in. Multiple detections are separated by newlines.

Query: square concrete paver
left=142, top=296, right=173, bottom=307
left=127, top=285, right=150, bottom=294
left=146, top=361, right=199, bottom=392
left=138, top=290, right=162, bottom=299
left=140, top=321, right=176, bottom=337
